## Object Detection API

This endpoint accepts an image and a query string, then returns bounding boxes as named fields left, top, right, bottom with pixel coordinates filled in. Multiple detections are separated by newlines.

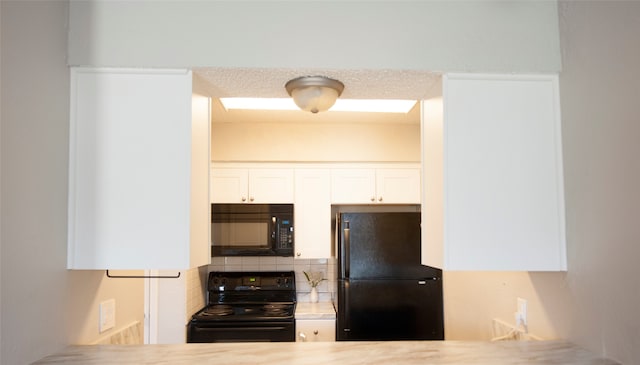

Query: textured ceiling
left=194, top=68, right=442, bottom=99
left=194, top=68, right=442, bottom=124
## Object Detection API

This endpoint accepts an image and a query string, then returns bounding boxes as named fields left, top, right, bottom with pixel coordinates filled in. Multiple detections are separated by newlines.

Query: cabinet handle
left=313, top=330, right=319, bottom=335
left=250, top=196, right=255, bottom=202
left=296, top=252, right=301, bottom=257
left=378, top=196, right=383, bottom=202
left=241, top=197, right=247, bottom=202
left=299, top=332, right=307, bottom=342
left=370, top=196, right=375, bottom=202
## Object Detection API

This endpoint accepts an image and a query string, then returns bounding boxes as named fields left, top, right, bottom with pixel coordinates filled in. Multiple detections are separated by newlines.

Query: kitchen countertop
left=34, top=340, right=619, bottom=364
left=295, top=301, right=336, bottom=320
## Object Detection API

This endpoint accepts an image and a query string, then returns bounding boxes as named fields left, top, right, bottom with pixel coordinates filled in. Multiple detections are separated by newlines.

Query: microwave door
left=211, top=203, right=294, bottom=257
left=211, top=221, right=268, bottom=253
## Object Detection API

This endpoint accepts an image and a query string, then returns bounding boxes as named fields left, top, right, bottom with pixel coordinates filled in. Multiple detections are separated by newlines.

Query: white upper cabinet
left=68, top=68, right=210, bottom=270
left=330, top=168, right=376, bottom=204
left=331, top=167, right=421, bottom=204
left=210, top=168, right=249, bottom=203
left=431, top=73, right=566, bottom=271
left=375, top=169, right=422, bottom=204
left=210, top=166, right=294, bottom=203
left=294, top=169, right=332, bottom=259
left=249, top=169, right=295, bottom=203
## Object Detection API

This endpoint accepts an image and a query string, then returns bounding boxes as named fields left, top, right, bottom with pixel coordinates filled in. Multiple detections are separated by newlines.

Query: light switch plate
left=99, top=299, right=116, bottom=333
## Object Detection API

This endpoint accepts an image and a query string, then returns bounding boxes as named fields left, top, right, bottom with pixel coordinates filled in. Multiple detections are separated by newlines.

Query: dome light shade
left=285, top=76, right=344, bottom=113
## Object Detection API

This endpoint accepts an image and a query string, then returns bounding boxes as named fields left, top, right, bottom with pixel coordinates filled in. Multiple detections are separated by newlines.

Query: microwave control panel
left=278, top=219, right=293, bottom=249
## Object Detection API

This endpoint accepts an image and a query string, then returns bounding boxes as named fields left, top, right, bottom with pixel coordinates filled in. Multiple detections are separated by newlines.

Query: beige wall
left=559, top=2, right=640, bottom=364
left=66, top=271, right=144, bottom=344
left=1, top=2, right=144, bottom=363
left=212, top=122, right=421, bottom=162
left=444, top=272, right=571, bottom=340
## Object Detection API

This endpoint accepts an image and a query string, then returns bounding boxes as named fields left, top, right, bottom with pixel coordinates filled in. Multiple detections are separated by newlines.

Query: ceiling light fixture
left=285, top=76, right=345, bottom=113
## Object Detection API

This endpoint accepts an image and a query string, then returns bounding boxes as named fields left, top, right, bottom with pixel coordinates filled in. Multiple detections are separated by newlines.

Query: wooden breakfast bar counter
left=34, top=340, right=619, bottom=365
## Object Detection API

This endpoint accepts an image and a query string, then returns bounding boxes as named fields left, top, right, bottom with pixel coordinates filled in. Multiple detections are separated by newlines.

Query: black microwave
left=211, top=204, right=294, bottom=257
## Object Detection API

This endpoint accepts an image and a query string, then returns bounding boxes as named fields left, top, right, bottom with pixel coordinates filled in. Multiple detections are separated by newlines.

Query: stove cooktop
left=191, top=271, right=297, bottom=323
left=192, top=303, right=295, bottom=322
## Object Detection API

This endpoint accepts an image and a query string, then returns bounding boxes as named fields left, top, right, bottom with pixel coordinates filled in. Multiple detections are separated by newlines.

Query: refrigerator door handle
left=343, top=220, right=350, bottom=278
left=343, top=280, right=350, bottom=337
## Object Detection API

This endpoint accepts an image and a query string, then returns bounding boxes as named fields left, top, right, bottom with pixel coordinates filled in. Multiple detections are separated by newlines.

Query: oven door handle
left=192, top=326, right=290, bottom=332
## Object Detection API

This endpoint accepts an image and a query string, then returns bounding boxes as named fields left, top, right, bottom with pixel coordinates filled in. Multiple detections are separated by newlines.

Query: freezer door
left=336, top=279, right=444, bottom=341
left=339, top=212, right=436, bottom=279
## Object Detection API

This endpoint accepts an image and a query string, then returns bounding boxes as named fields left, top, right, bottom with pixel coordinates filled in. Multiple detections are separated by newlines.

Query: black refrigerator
left=335, top=212, right=444, bottom=341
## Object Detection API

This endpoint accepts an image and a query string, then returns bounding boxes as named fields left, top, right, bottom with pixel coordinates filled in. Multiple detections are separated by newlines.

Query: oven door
left=187, top=320, right=295, bottom=343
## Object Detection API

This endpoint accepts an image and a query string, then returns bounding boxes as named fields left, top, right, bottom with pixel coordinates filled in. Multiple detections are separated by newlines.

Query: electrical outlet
left=516, top=297, right=527, bottom=326
left=99, top=299, right=116, bottom=333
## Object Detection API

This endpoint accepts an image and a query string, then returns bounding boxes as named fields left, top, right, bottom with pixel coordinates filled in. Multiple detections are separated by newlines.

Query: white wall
left=151, top=267, right=207, bottom=344
left=559, top=2, right=640, bottom=364
left=0, top=2, right=144, bottom=364
left=67, top=1, right=561, bottom=73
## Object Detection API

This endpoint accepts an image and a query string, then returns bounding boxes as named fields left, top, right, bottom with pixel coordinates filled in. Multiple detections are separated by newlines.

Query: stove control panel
left=208, top=271, right=296, bottom=292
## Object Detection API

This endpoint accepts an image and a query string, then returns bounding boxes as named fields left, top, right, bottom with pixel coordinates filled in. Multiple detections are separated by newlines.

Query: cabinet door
left=68, top=68, right=208, bottom=269
left=294, top=169, right=331, bottom=259
left=441, top=73, right=566, bottom=271
left=330, top=168, right=376, bottom=204
left=248, top=168, right=294, bottom=203
left=296, top=320, right=336, bottom=342
left=210, top=168, right=249, bottom=203
left=375, top=169, right=421, bottom=204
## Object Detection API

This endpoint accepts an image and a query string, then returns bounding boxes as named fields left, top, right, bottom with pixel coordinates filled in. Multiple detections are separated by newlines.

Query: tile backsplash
left=185, top=266, right=209, bottom=321
left=208, top=256, right=336, bottom=302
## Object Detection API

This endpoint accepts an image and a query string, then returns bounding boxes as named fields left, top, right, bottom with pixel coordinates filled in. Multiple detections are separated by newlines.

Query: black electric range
left=187, top=271, right=296, bottom=343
